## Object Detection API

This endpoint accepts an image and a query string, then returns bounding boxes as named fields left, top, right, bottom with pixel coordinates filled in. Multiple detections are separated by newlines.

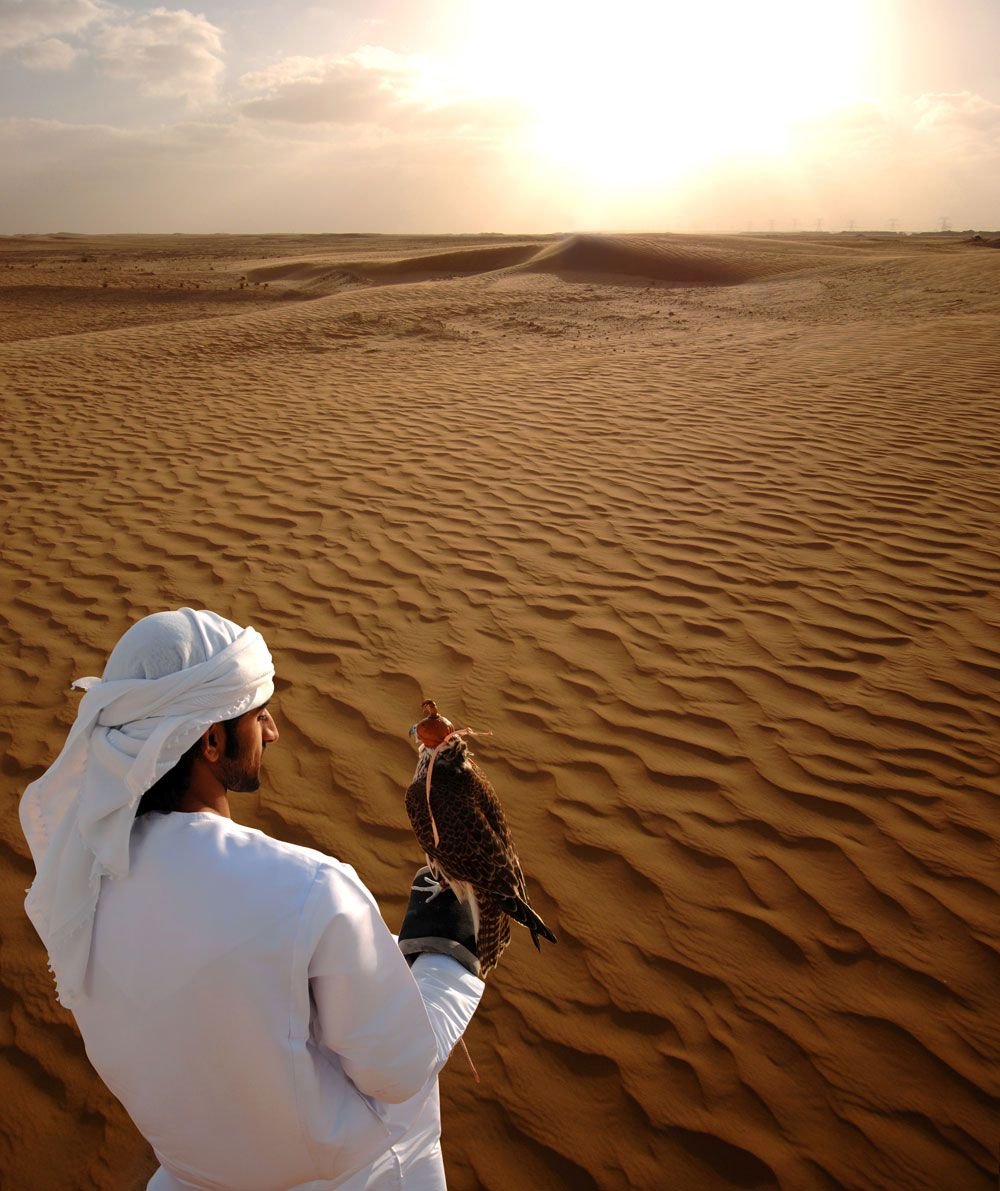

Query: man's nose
left=264, top=714, right=279, bottom=744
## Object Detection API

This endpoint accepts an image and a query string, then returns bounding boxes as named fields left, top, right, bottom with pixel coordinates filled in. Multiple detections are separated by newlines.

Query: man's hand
left=398, top=867, right=480, bottom=978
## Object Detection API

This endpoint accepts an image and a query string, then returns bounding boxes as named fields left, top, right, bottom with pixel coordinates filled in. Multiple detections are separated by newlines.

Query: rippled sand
left=1, top=231, right=998, bottom=1190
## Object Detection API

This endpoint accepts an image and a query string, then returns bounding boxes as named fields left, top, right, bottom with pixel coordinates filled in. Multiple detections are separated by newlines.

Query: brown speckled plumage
left=405, top=734, right=556, bottom=977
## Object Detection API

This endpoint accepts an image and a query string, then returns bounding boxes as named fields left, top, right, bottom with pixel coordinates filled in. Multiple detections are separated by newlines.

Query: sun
left=437, top=0, right=878, bottom=209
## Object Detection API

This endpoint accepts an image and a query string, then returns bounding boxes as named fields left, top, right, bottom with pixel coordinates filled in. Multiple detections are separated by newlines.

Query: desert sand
left=0, top=229, right=997, bottom=1190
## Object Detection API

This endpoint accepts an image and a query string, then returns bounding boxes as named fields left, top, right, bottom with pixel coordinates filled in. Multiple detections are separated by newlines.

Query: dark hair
left=136, top=716, right=241, bottom=816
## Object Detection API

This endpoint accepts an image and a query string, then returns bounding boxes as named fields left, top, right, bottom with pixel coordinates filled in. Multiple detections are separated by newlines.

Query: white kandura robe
left=71, top=812, right=483, bottom=1190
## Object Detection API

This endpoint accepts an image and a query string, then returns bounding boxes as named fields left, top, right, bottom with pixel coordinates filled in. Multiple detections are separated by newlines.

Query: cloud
left=239, top=47, right=419, bottom=126
left=913, top=91, right=1000, bottom=157
left=773, top=92, right=1000, bottom=228
left=18, top=35, right=78, bottom=69
left=0, top=0, right=104, bottom=50
left=240, top=45, right=410, bottom=92
left=239, top=44, right=523, bottom=140
left=788, top=94, right=994, bottom=181
left=394, top=95, right=525, bottom=137
left=2, top=4, right=226, bottom=104
left=241, top=56, right=400, bottom=125
left=814, top=104, right=898, bottom=155
left=90, top=6, right=224, bottom=105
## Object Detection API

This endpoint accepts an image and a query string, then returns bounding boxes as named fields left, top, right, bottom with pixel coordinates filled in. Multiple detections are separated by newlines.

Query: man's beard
left=219, top=752, right=261, bottom=793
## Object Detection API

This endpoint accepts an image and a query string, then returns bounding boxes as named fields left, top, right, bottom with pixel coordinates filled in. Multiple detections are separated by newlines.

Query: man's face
left=219, top=703, right=279, bottom=793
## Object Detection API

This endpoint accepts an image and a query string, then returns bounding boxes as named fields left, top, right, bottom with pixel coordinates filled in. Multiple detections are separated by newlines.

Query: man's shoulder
left=216, top=816, right=330, bottom=867
left=204, top=820, right=382, bottom=933
left=137, top=812, right=357, bottom=900
left=204, top=815, right=357, bottom=886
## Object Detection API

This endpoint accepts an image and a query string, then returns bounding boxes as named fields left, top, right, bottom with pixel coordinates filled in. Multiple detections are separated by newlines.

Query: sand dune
left=245, top=241, right=546, bottom=294
left=241, top=232, right=848, bottom=294
left=514, top=232, right=839, bottom=284
left=0, top=232, right=998, bottom=1190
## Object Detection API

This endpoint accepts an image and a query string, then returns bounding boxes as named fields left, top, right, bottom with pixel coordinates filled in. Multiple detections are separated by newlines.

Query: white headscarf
left=19, top=608, right=275, bottom=1007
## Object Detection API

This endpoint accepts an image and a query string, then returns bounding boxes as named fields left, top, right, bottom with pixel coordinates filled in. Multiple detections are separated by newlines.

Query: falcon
left=404, top=701, right=557, bottom=976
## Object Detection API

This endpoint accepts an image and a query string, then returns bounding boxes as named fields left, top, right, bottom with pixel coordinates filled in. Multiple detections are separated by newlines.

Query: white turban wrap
left=19, top=608, right=275, bottom=1007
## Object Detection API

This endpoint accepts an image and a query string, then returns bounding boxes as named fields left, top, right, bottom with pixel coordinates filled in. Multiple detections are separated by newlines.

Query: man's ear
left=201, top=723, right=224, bottom=763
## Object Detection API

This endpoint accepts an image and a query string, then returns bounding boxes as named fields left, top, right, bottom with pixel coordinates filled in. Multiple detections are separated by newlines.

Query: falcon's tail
left=477, top=904, right=511, bottom=977
left=494, top=893, right=557, bottom=948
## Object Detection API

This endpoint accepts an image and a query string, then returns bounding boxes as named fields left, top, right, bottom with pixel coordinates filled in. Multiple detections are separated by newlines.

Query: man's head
left=137, top=700, right=279, bottom=815
left=99, top=609, right=277, bottom=816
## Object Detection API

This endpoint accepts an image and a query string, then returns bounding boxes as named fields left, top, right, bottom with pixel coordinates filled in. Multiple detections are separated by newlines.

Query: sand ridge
left=1, top=232, right=998, bottom=1190
left=241, top=231, right=857, bottom=295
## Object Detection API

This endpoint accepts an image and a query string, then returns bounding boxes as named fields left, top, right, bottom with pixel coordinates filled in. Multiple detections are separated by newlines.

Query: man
left=19, top=608, right=483, bottom=1189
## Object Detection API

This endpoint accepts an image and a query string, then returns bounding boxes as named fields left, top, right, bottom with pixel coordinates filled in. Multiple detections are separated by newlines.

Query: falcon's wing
left=408, top=762, right=526, bottom=903
left=471, top=762, right=529, bottom=901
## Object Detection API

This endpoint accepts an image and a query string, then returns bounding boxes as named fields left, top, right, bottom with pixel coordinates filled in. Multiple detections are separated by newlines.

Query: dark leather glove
left=398, top=867, right=481, bottom=978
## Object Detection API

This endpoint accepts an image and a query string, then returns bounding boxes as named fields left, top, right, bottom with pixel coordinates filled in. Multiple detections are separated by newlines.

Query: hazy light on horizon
left=0, top=0, right=997, bottom=233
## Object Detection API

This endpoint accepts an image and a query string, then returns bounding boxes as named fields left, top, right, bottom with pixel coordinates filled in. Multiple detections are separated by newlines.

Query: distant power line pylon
left=888, top=217, right=898, bottom=232
left=938, top=216, right=951, bottom=232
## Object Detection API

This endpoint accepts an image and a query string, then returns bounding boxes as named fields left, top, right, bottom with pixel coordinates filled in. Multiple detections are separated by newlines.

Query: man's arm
left=306, top=864, right=483, bottom=1104
left=408, top=952, right=483, bottom=1064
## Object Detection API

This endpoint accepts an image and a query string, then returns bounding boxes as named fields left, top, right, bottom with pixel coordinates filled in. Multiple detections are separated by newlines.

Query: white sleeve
left=410, top=953, right=484, bottom=1068
left=307, top=865, right=483, bottom=1104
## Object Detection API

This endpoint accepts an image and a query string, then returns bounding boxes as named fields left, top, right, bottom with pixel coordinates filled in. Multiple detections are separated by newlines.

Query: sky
left=1, top=0, right=998, bottom=233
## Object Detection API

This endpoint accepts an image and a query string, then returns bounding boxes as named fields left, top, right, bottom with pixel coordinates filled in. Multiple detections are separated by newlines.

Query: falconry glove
left=398, top=866, right=481, bottom=978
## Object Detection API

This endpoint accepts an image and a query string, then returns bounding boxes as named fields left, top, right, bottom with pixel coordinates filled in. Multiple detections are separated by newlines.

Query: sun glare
left=442, top=0, right=877, bottom=212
